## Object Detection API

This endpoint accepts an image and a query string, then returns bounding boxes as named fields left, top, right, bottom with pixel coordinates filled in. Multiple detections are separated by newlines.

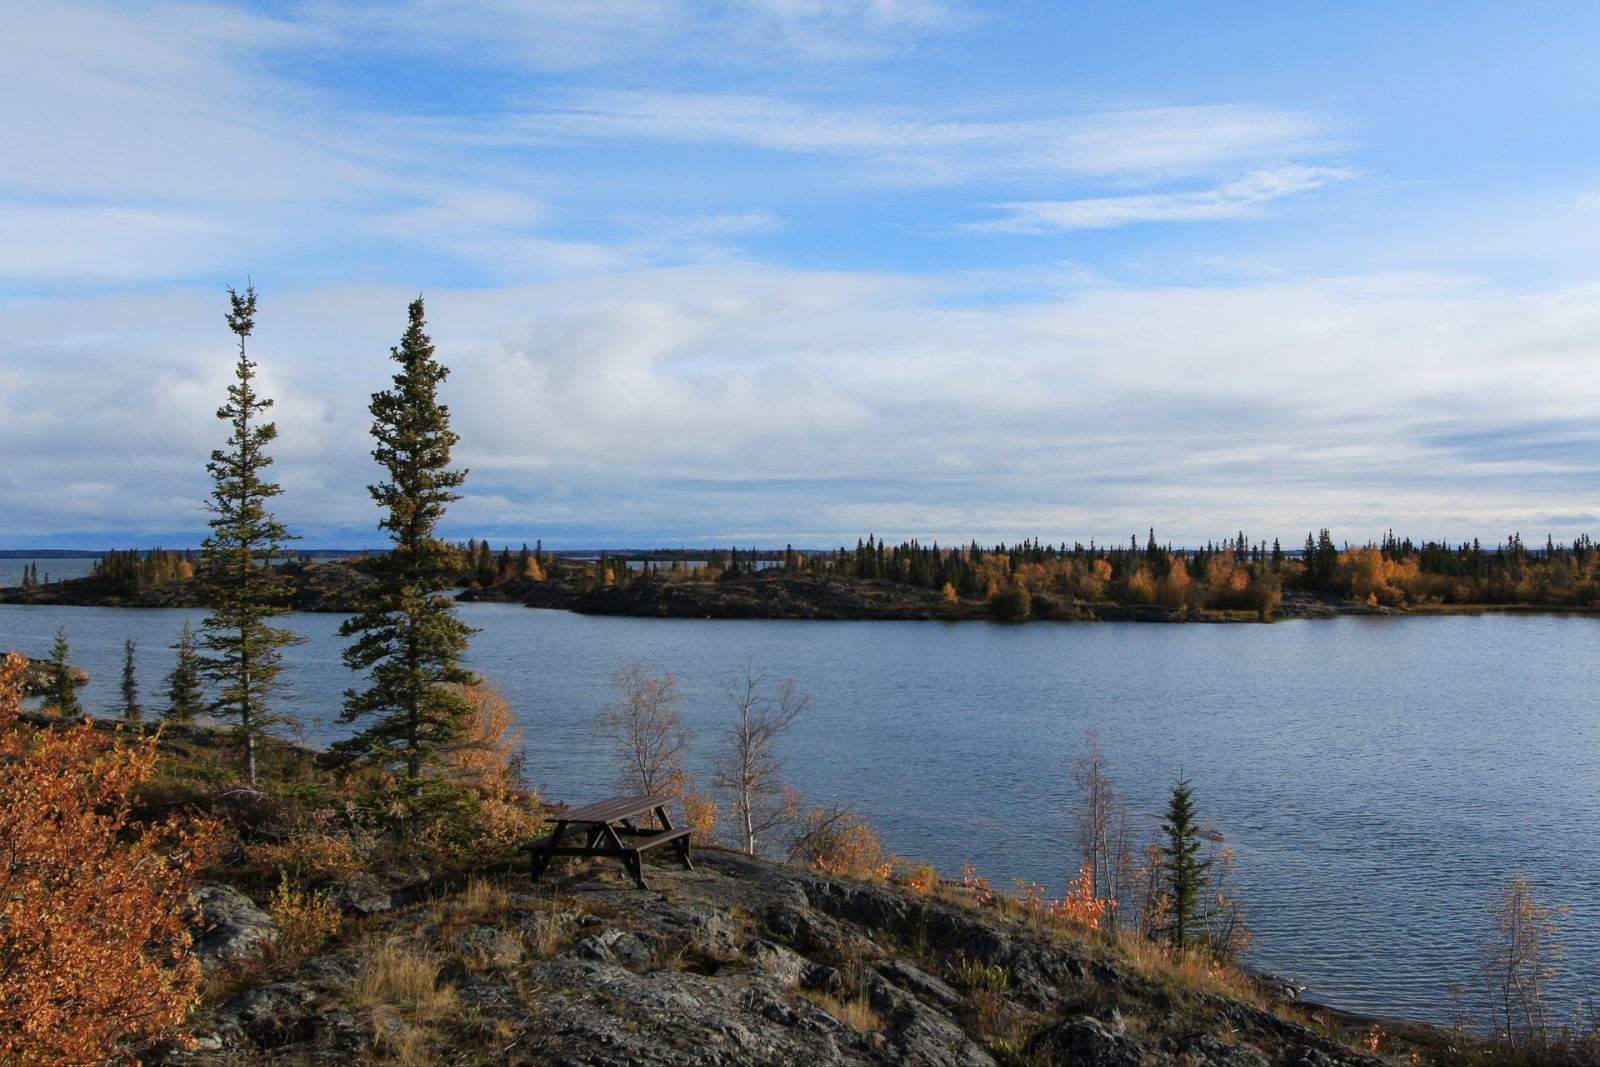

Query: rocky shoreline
left=0, top=563, right=1415, bottom=623
left=461, top=572, right=1393, bottom=624
left=169, top=845, right=1412, bottom=1066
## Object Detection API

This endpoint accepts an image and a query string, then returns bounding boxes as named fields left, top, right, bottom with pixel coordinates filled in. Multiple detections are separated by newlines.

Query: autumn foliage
left=788, top=805, right=891, bottom=879
left=0, top=652, right=220, bottom=1064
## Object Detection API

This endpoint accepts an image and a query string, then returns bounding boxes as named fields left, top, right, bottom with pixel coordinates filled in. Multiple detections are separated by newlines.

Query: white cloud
left=6, top=267, right=1600, bottom=545
left=0, top=204, right=238, bottom=281
left=505, top=92, right=1343, bottom=186
left=969, top=164, right=1358, bottom=233
left=301, top=0, right=975, bottom=68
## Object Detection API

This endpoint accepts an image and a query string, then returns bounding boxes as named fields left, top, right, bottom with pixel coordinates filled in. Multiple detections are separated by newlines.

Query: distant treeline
left=21, top=528, right=1600, bottom=612
left=513, top=528, right=1600, bottom=614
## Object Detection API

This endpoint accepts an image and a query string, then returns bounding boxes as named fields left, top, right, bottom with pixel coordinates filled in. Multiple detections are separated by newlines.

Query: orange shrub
left=1015, top=863, right=1110, bottom=931
left=0, top=652, right=221, bottom=1063
left=681, top=784, right=718, bottom=840
left=789, top=806, right=891, bottom=879
left=247, top=821, right=367, bottom=883
left=443, top=682, right=541, bottom=853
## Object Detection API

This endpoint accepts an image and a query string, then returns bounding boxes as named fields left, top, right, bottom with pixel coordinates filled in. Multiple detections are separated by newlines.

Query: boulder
left=190, top=883, right=278, bottom=970
left=1026, top=1015, right=1151, bottom=1067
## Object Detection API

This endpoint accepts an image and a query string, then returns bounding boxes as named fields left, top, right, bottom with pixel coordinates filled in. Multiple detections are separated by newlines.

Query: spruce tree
left=198, top=285, right=299, bottom=786
left=47, top=626, right=82, bottom=717
left=165, top=621, right=205, bottom=723
left=1161, top=777, right=1211, bottom=950
left=336, top=297, right=477, bottom=794
left=120, top=638, right=142, bottom=724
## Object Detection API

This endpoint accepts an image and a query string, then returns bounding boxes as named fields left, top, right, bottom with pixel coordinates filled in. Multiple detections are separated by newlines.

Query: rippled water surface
left=2, top=600, right=1597, bottom=1021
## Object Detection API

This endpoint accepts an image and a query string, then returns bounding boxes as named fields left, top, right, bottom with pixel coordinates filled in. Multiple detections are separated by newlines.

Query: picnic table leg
left=601, top=822, right=650, bottom=890
left=531, top=820, right=570, bottom=883
left=623, top=852, right=648, bottom=890
left=655, top=804, right=694, bottom=871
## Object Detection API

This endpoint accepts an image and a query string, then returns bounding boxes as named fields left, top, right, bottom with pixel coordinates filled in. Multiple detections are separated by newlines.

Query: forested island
left=10, top=529, right=1600, bottom=623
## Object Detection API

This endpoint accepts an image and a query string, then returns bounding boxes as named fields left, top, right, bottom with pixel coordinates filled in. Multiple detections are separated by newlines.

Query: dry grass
left=443, top=877, right=512, bottom=926
left=350, top=937, right=459, bottom=1025
left=521, top=911, right=567, bottom=959
left=1106, top=929, right=1266, bottom=1007
left=802, top=989, right=883, bottom=1035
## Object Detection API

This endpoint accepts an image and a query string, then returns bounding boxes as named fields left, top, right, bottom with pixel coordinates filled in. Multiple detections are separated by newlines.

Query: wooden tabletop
left=558, top=793, right=673, bottom=825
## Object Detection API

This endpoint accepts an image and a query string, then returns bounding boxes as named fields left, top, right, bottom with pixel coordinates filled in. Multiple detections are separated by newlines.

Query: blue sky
left=5, top=1, right=1600, bottom=548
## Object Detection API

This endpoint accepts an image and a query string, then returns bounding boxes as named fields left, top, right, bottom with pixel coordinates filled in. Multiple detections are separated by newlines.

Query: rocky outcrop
left=164, top=850, right=1387, bottom=1066
left=189, top=883, right=279, bottom=971
left=5, top=652, right=88, bottom=697
left=461, top=570, right=1397, bottom=625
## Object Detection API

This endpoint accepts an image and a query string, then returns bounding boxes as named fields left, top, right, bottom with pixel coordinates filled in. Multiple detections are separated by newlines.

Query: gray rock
left=1176, top=1033, right=1271, bottom=1066
left=170, top=848, right=1388, bottom=1067
left=868, top=975, right=997, bottom=1066
left=222, top=982, right=316, bottom=1046
left=1026, top=1015, right=1150, bottom=1066
left=801, top=961, right=845, bottom=996
left=743, top=937, right=810, bottom=986
left=190, top=883, right=278, bottom=970
left=876, top=958, right=963, bottom=1009
left=1285, top=1048, right=1353, bottom=1067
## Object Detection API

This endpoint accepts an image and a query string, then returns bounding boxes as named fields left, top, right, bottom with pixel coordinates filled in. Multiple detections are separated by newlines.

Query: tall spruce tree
left=120, top=638, right=142, bottom=724
left=1161, top=777, right=1211, bottom=950
left=198, top=285, right=299, bottom=786
left=47, top=626, right=82, bottom=717
left=336, top=297, right=477, bottom=792
left=165, top=621, right=205, bottom=723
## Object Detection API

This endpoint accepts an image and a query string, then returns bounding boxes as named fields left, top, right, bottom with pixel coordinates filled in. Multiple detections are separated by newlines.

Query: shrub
left=788, top=805, right=890, bottom=879
left=901, top=861, right=940, bottom=896
left=266, top=875, right=342, bottom=957
left=989, top=581, right=1032, bottom=620
left=682, top=785, right=718, bottom=840
left=247, top=820, right=368, bottom=883
left=0, top=652, right=221, bottom=1063
left=950, top=953, right=1011, bottom=992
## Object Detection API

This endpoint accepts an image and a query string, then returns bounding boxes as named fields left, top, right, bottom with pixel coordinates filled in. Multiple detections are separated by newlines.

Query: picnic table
left=524, top=793, right=693, bottom=890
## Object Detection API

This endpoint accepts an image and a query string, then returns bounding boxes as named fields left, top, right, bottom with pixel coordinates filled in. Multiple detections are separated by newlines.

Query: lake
left=1, top=599, right=1596, bottom=1023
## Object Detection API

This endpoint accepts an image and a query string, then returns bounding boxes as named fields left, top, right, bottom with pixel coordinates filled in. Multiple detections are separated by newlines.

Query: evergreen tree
left=337, top=297, right=478, bottom=791
left=119, top=639, right=142, bottom=724
left=47, top=626, right=82, bottom=717
left=1161, top=777, right=1211, bottom=950
left=198, top=285, right=299, bottom=786
left=165, top=621, right=205, bottom=723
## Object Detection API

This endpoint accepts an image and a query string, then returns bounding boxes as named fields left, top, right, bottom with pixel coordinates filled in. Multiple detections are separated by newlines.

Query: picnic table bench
left=523, top=793, right=692, bottom=890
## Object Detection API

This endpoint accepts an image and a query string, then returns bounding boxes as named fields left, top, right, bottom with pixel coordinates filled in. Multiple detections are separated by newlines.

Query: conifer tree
left=337, top=297, right=477, bottom=792
left=119, top=639, right=142, bottom=724
left=198, top=285, right=299, bottom=786
left=47, top=626, right=82, bottom=717
left=165, top=621, right=204, bottom=723
left=1161, top=777, right=1211, bottom=950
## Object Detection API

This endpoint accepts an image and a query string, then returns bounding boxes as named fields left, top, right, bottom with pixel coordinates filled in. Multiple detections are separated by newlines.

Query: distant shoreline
left=8, top=560, right=1600, bottom=624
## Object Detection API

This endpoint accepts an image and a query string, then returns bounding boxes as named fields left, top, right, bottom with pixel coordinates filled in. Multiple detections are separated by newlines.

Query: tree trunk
left=241, top=638, right=256, bottom=787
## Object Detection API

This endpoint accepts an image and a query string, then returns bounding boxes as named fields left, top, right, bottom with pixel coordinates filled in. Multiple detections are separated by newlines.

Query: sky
left=6, top=1, right=1600, bottom=549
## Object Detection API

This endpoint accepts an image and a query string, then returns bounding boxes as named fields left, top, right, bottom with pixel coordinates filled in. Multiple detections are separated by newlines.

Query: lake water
left=1, top=600, right=1596, bottom=1023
